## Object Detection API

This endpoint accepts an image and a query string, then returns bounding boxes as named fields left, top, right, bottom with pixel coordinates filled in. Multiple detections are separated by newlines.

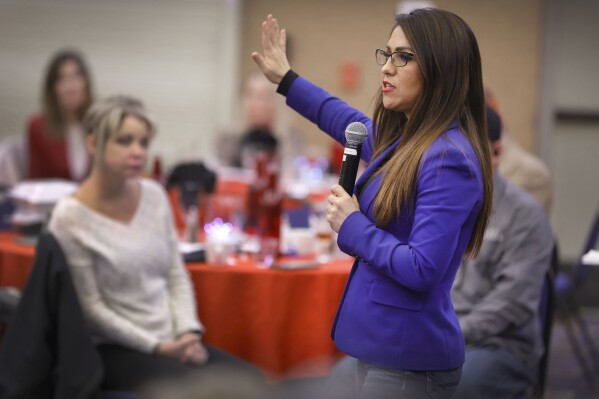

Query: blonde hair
left=82, top=95, right=156, bottom=164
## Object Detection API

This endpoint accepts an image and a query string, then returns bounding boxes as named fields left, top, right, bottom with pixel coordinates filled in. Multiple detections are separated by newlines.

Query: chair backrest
left=0, top=135, right=27, bottom=186
left=534, top=243, right=558, bottom=398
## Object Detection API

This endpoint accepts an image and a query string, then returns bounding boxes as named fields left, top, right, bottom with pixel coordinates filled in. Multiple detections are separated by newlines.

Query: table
left=0, top=232, right=352, bottom=377
left=0, top=233, right=35, bottom=288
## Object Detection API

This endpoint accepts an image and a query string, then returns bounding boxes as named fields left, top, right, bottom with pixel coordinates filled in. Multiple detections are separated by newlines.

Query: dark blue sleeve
left=284, top=75, right=375, bottom=163
left=336, top=144, right=483, bottom=292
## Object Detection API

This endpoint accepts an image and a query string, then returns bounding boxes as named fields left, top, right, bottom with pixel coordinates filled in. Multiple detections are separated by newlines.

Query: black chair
left=554, top=208, right=599, bottom=387
left=529, top=244, right=558, bottom=399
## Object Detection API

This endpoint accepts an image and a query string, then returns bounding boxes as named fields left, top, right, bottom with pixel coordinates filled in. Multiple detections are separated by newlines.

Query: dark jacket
left=0, top=233, right=102, bottom=399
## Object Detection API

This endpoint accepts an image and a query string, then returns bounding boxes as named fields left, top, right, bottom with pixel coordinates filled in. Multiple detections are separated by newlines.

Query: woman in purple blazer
left=253, top=8, right=493, bottom=398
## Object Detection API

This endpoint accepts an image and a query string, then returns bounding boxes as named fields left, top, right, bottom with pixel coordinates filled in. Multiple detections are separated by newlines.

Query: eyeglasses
left=375, top=49, right=415, bottom=67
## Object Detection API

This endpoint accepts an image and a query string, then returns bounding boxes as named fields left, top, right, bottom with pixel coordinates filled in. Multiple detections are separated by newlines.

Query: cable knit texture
left=49, top=178, right=203, bottom=354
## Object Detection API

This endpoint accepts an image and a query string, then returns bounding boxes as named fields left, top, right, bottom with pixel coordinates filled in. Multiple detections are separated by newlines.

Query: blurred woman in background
left=27, top=49, right=93, bottom=181
left=49, top=95, right=258, bottom=391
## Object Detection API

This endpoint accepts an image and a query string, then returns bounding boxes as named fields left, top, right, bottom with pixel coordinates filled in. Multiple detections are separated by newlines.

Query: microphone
left=338, top=122, right=368, bottom=195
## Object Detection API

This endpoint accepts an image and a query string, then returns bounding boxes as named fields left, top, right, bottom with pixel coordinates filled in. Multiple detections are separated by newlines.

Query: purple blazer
left=281, top=73, right=484, bottom=371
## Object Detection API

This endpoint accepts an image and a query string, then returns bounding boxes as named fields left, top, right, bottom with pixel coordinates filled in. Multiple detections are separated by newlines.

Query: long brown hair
left=42, top=49, right=94, bottom=137
left=372, top=8, right=492, bottom=258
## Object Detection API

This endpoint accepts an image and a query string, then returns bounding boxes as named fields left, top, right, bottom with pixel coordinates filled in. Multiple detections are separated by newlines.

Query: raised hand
left=251, top=14, right=291, bottom=84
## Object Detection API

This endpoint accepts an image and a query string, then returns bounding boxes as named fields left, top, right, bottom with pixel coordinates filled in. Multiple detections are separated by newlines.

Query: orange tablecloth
left=0, top=232, right=352, bottom=377
left=0, top=233, right=36, bottom=289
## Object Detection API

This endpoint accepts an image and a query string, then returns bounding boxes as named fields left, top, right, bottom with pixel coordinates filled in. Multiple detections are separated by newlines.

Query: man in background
left=486, top=89, right=553, bottom=214
left=451, top=106, right=555, bottom=398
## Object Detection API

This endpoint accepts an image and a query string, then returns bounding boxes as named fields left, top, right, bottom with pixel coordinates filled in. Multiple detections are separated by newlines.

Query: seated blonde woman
left=49, top=95, right=259, bottom=391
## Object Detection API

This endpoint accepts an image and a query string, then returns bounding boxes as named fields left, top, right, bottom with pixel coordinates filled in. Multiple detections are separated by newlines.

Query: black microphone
left=338, top=122, right=368, bottom=195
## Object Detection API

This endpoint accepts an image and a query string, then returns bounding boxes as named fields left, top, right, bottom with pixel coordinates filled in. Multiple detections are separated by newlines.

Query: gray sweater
left=451, top=174, right=554, bottom=373
left=49, top=179, right=204, bottom=354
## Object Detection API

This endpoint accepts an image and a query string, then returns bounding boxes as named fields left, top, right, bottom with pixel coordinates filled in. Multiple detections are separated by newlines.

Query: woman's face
left=54, top=60, right=87, bottom=114
left=381, top=26, right=423, bottom=119
left=101, top=116, right=150, bottom=178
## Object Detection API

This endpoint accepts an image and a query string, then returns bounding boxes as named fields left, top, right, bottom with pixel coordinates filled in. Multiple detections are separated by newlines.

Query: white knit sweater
left=49, top=178, right=204, bottom=354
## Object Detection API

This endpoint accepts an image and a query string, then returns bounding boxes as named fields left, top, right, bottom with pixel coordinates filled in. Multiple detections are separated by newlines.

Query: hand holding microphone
left=327, top=185, right=359, bottom=233
left=327, top=122, right=368, bottom=233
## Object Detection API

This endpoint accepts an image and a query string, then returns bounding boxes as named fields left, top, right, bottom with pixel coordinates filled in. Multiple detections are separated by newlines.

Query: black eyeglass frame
left=375, top=49, right=415, bottom=67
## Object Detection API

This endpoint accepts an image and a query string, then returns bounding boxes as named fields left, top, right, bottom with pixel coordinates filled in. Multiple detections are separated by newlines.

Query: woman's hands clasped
left=251, top=14, right=291, bottom=84
left=327, top=185, right=360, bottom=233
left=156, top=332, right=209, bottom=365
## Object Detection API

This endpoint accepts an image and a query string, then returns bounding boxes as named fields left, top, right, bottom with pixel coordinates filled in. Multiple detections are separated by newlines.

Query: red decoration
left=340, top=61, right=361, bottom=91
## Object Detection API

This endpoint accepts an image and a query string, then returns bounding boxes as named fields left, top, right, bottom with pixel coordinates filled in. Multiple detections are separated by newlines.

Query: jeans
left=326, top=356, right=462, bottom=399
left=452, top=348, right=533, bottom=399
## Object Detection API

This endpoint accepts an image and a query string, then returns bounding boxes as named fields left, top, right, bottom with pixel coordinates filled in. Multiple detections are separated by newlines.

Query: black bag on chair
left=166, top=162, right=217, bottom=211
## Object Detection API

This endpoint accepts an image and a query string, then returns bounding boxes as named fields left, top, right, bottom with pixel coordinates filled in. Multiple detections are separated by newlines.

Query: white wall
left=0, top=0, right=240, bottom=170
